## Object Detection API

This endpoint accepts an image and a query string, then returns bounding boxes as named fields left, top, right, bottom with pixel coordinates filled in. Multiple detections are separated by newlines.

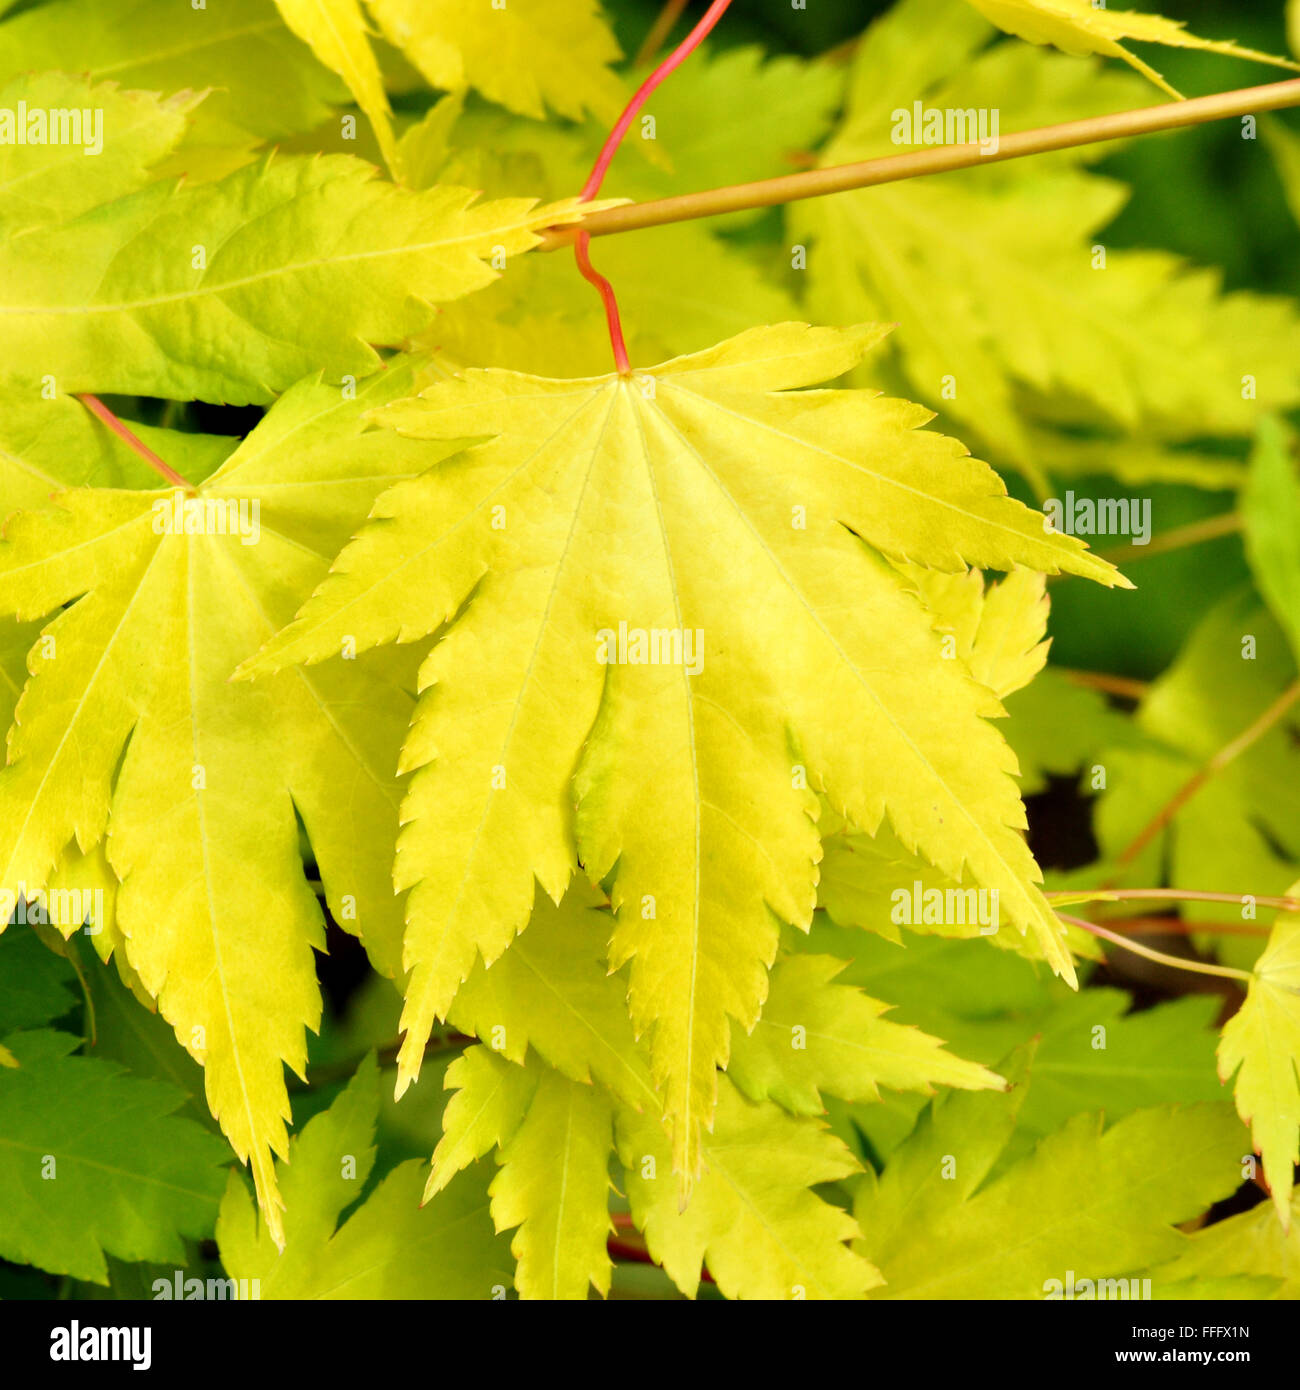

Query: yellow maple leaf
left=243, top=322, right=1123, bottom=1187
left=1218, top=888, right=1300, bottom=1227
left=964, top=0, right=1298, bottom=99
left=366, top=0, right=626, bottom=123
left=0, top=364, right=449, bottom=1247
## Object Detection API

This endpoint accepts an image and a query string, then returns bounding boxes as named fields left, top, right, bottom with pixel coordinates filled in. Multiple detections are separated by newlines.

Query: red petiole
left=573, top=0, right=733, bottom=373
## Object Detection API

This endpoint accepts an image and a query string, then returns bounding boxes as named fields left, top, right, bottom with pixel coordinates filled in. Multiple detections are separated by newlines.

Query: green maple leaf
left=453, top=885, right=1004, bottom=1123
left=0, top=360, right=455, bottom=1245
left=801, top=914, right=1053, bottom=1020
left=428, top=1047, right=615, bottom=1300
left=1004, top=991, right=1228, bottom=1151
left=726, top=952, right=1006, bottom=1114
left=1153, top=1191, right=1300, bottom=1299
left=794, top=921, right=1225, bottom=1164
left=855, top=1045, right=1247, bottom=1298
left=0, top=1029, right=230, bottom=1282
left=816, top=818, right=1044, bottom=954
left=794, top=0, right=1300, bottom=476
left=1218, top=894, right=1300, bottom=1227
left=0, top=921, right=78, bottom=1034
left=51, top=925, right=214, bottom=1130
left=366, top=0, right=626, bottom=124
left=0, top=0, right=347, bottom=159
left=399, top=44, right=838, bottom=371
left=218, top=1053, right=512, bottom=1298
left=962, top=0, right=1298, bottom=98
left=1078, top=589, right=1300, bottom=969
left=443, top=891, right=944, bottom=1296
left=242, top=322, right=1119, bottom=1187
left=1003, top=665, right=1141, bottom=795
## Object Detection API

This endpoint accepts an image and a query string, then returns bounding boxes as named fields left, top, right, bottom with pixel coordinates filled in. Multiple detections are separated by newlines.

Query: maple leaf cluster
left=1, top=0, right=1300, bottom=1305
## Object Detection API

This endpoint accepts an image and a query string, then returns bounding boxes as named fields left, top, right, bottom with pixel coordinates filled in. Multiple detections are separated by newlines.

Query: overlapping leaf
left=448, top=885, right=658, bottom=1113
left=218, top=1054, right=511, bottom=1297
left=0, top=74, right=199, bottom=236
left=0, top=1030, right=230, bottom=1282
left=1, top=392, right=233, bottom=513
left=432, top=1044, right=878, bottom=1301
left=1003, top=665, right=1142, bottom=795
left=0, top=921, right=78, bottom=1034
left=0, top=361, right=452, bottom=1244
left=726, top=953, right=1006, bottom=1114
left=801, top=922, right=1228, bottom=1164
left=1218, top=893, right=1300, bottom=1226
left=0, top=941, right=230, bottom=1283
left=0, top=138, right=593, bottom=403
left=274, top=0, right=399, bottom=175
left=428, top=1047, right=615, bottom=1300
left=617, top=1075, right=877, bottom=1301
left=0, top=84, right=598, bottom=404
left=366, top=0, right=626, bottom=124
left=0, top=0, right=347, bottom=162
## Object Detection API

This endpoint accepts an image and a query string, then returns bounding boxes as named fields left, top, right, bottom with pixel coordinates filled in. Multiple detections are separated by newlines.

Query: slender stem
left=607, top=1231, right=716, bottom=1285
left=633, top=0, right=690, bottom=68
left=1090, top=916, right=1269, bottom=937
left=608, top=1235, right=657, bottom=1267
left=1059, top=913, right=1255, bottom=983
left=77, top=394, right=191, bottom=490
left=1107, top=679, right=1300, bottom=876
left=541, top=77, right=1300, bottom=248
left=574, top=233, right=631, bottom=373
left=1057, top=667, right=1150, bottom=701
left=1095, top=511, right=1241, bottom=566
left=580, top=0, right=731, bottom=203
left=1046, top=887, right=1300, bottom=912
left=574, top=0, right=732, bottom=370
